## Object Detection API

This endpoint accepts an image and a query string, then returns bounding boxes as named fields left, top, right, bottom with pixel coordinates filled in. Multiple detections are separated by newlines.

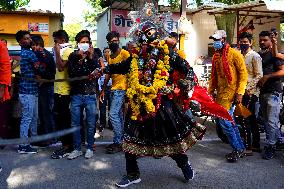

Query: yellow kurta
left=208, top=47, right=248, bottom=110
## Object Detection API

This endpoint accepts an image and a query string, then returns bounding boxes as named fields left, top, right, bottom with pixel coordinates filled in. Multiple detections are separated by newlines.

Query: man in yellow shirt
left=100, top=31, right=129, bottom=154
left=208, top=30, right=248, bottom=163
left=51, top=30, right=74, bottom=159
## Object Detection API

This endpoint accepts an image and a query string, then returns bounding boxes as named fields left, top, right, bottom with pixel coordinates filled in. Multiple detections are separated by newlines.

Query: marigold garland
left=127, top=40, right=170, bottom=120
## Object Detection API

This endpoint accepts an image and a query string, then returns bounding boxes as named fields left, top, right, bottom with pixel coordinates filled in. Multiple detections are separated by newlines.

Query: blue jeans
left=19, top=94, right=38, bottom=145
left=39, top=86, right=55, bottom=135
left=259, top=93, right=282, bottom=146
left=109, top=90, right=126, bottom=144
left=70, top=95, right=97, bottom=150
left=217, top=105, right=245, bottom=151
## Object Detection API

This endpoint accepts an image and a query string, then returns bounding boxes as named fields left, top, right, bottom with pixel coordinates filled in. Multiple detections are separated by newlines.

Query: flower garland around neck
left=127, top=40, right=170, bottom=121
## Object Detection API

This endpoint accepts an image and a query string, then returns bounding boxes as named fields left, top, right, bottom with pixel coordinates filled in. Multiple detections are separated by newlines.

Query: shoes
left=251, top=147, right=261, bottom=153
left=262, top=145, right=275, bottom=160
left=51, top=147, right=72, bottom=159
left=106, top=143, right=115, bottom=150
left=181, top=162, right=195, bottom=181
left=244, top=149, right=253, bottom=156
left=18, top=145, right=38, bottom=154
left=275, top=142, right=284, bottom=151
left=115, top=175, right=141, bottom=188
left=106, top=143, right=122, bottom=154
left=85, top=149, right=94, bottom=159
left=226, top=150, right=244, bottom=163
left=67, top=150, right=83, bottom=160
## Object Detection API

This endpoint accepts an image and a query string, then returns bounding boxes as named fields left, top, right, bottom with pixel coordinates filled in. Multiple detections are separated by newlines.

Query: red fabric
left=210, top=43, right=232, bottom=90
left=191, top=85, right=233, bottom=121
left=0, top=41, right=11, bottom=101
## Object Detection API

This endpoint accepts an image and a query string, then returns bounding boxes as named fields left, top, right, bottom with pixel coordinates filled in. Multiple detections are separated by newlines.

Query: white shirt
left=244, top=49, right=263, bottom=96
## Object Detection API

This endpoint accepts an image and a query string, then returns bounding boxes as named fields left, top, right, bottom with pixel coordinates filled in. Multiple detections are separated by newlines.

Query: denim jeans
left=39, top=86, right=55, bottom=135
left=217, top=105, right=245, bottom=151
left=109, top=90, right=126, bottom=144
left=70, top=94, right=97, bottom=150
left=99, top=86, right=112, bottom=129
left=19, top=94, right=38, bottom=145
left=259, top=93, right=282, bottom=146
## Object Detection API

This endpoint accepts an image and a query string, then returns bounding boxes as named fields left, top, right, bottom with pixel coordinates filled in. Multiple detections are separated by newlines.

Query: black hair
left=15, top=30, right=30, bottom=42
left=0, top=38, right=7, bottom=44
left=94, top=48, right=103, bottom=59
left=238, top=32, right=253, bottom=43
left=259, top=31, right=270, bottom=37
left=75, top=30, right=91, bottom=43
left=169, top=32, right=179, bottom=40
left=103, top=47, right=110, bottom=52
left=52, top=30, right=69, bottom=42
left=106, top=31, right=120, bottom=42
left=31, top=35, right=44, bottom=47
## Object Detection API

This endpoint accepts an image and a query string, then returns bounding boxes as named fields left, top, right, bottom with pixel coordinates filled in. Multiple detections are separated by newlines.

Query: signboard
left=28, top=23, right=49, bottom=33
left=111, top=9, right=180, bottom=37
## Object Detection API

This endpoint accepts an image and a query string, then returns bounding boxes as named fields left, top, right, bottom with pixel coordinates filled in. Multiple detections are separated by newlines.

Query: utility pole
left=59, top=0, right=62, bottom=13
left=179, top=0, right=187, bottom=50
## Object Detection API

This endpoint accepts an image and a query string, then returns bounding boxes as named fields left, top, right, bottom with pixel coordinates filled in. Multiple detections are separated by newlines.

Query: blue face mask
left=213, top=41, right=223, bottom=50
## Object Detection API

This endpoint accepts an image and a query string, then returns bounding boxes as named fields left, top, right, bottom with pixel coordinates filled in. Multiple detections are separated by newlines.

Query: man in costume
left=95, top=4, right=233, bottom=187
left=208, top=30, right=248, bottom=162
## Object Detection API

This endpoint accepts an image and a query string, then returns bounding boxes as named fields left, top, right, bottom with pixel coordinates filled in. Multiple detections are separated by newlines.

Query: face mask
left=109, top=43, right=119, bottom=53
left=213, top=41, right=223, bottom=50
left=78, top=43, right=89, bottom=52
left=240, top=44, right=250, bottom=52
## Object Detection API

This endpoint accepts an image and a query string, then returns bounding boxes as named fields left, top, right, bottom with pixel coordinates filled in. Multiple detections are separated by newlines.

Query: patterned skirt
left=122, top=98, right=206, bottom=157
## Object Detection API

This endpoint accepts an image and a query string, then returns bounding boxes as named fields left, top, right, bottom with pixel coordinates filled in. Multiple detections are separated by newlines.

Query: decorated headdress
left=128, top=3, right=172, bottom=44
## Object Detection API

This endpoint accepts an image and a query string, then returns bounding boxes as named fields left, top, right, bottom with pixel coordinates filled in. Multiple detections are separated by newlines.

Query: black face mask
left=109, top=43, right=119, bottom=53
left=240, top=44, right=250, bottom=52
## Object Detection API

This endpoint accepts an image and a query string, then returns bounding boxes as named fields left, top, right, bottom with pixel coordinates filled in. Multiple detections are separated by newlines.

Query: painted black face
left=138, top=22, right=158, bottom=44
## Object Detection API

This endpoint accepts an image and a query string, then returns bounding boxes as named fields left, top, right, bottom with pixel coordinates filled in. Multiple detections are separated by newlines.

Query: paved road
left=1, top=124, right=284, bottom=189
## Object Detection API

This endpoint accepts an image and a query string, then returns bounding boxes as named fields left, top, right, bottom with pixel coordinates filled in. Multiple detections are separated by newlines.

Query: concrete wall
left=96, top=9, right=133, bottom=51
left=182, top=11, right=217, bottom=66
left=0, top=12, right=62, bottom=47
left=97, top=9, right=111, bottom=50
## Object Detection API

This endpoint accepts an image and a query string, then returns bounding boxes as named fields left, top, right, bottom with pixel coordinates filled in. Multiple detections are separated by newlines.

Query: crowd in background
left=0, top=27, right=284, bottom=170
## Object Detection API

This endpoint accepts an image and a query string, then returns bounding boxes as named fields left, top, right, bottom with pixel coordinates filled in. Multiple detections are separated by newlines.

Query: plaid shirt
left=19, top=47, right=41, bottom=95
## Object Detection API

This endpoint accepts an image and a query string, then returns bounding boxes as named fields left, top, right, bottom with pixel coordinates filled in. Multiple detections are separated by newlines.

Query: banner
left=28, top=23, right=49, bottom=33
left=111, top=9, right=180, bottom=37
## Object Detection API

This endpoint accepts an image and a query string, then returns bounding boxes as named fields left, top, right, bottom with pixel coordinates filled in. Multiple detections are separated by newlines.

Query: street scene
left=1, top=0, right=284, bottom=188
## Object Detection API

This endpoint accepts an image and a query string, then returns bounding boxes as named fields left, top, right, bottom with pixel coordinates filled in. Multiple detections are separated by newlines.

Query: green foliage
left=0, top=0, right=30, bottom=10
left=216, top=0, right=251, bottom=5
left=84, top=0, right=106, bottom=29
left=63, top=21, right=83, bottom=46
left=168, top=0, right=180, bottom=10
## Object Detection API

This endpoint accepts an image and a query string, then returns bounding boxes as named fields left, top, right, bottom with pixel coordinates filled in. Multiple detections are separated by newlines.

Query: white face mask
left=78, top=43, right=89, bottom=52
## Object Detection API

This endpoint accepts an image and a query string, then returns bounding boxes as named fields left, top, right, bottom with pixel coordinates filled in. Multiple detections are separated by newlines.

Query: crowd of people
left=0, top=8, right=284, bottom=186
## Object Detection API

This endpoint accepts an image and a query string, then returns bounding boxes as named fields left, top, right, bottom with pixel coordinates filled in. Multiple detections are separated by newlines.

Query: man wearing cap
left=208, top=30, right=248, bottom=162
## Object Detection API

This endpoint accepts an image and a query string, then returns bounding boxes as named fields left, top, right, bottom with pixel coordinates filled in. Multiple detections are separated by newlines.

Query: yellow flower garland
left=126, top=40, right=170, bottom=120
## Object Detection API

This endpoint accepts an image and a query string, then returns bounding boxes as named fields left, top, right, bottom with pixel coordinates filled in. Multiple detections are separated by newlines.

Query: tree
left=63, top=21, right=83, bottom=46
left=0, top=0, right=30, bottom=10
